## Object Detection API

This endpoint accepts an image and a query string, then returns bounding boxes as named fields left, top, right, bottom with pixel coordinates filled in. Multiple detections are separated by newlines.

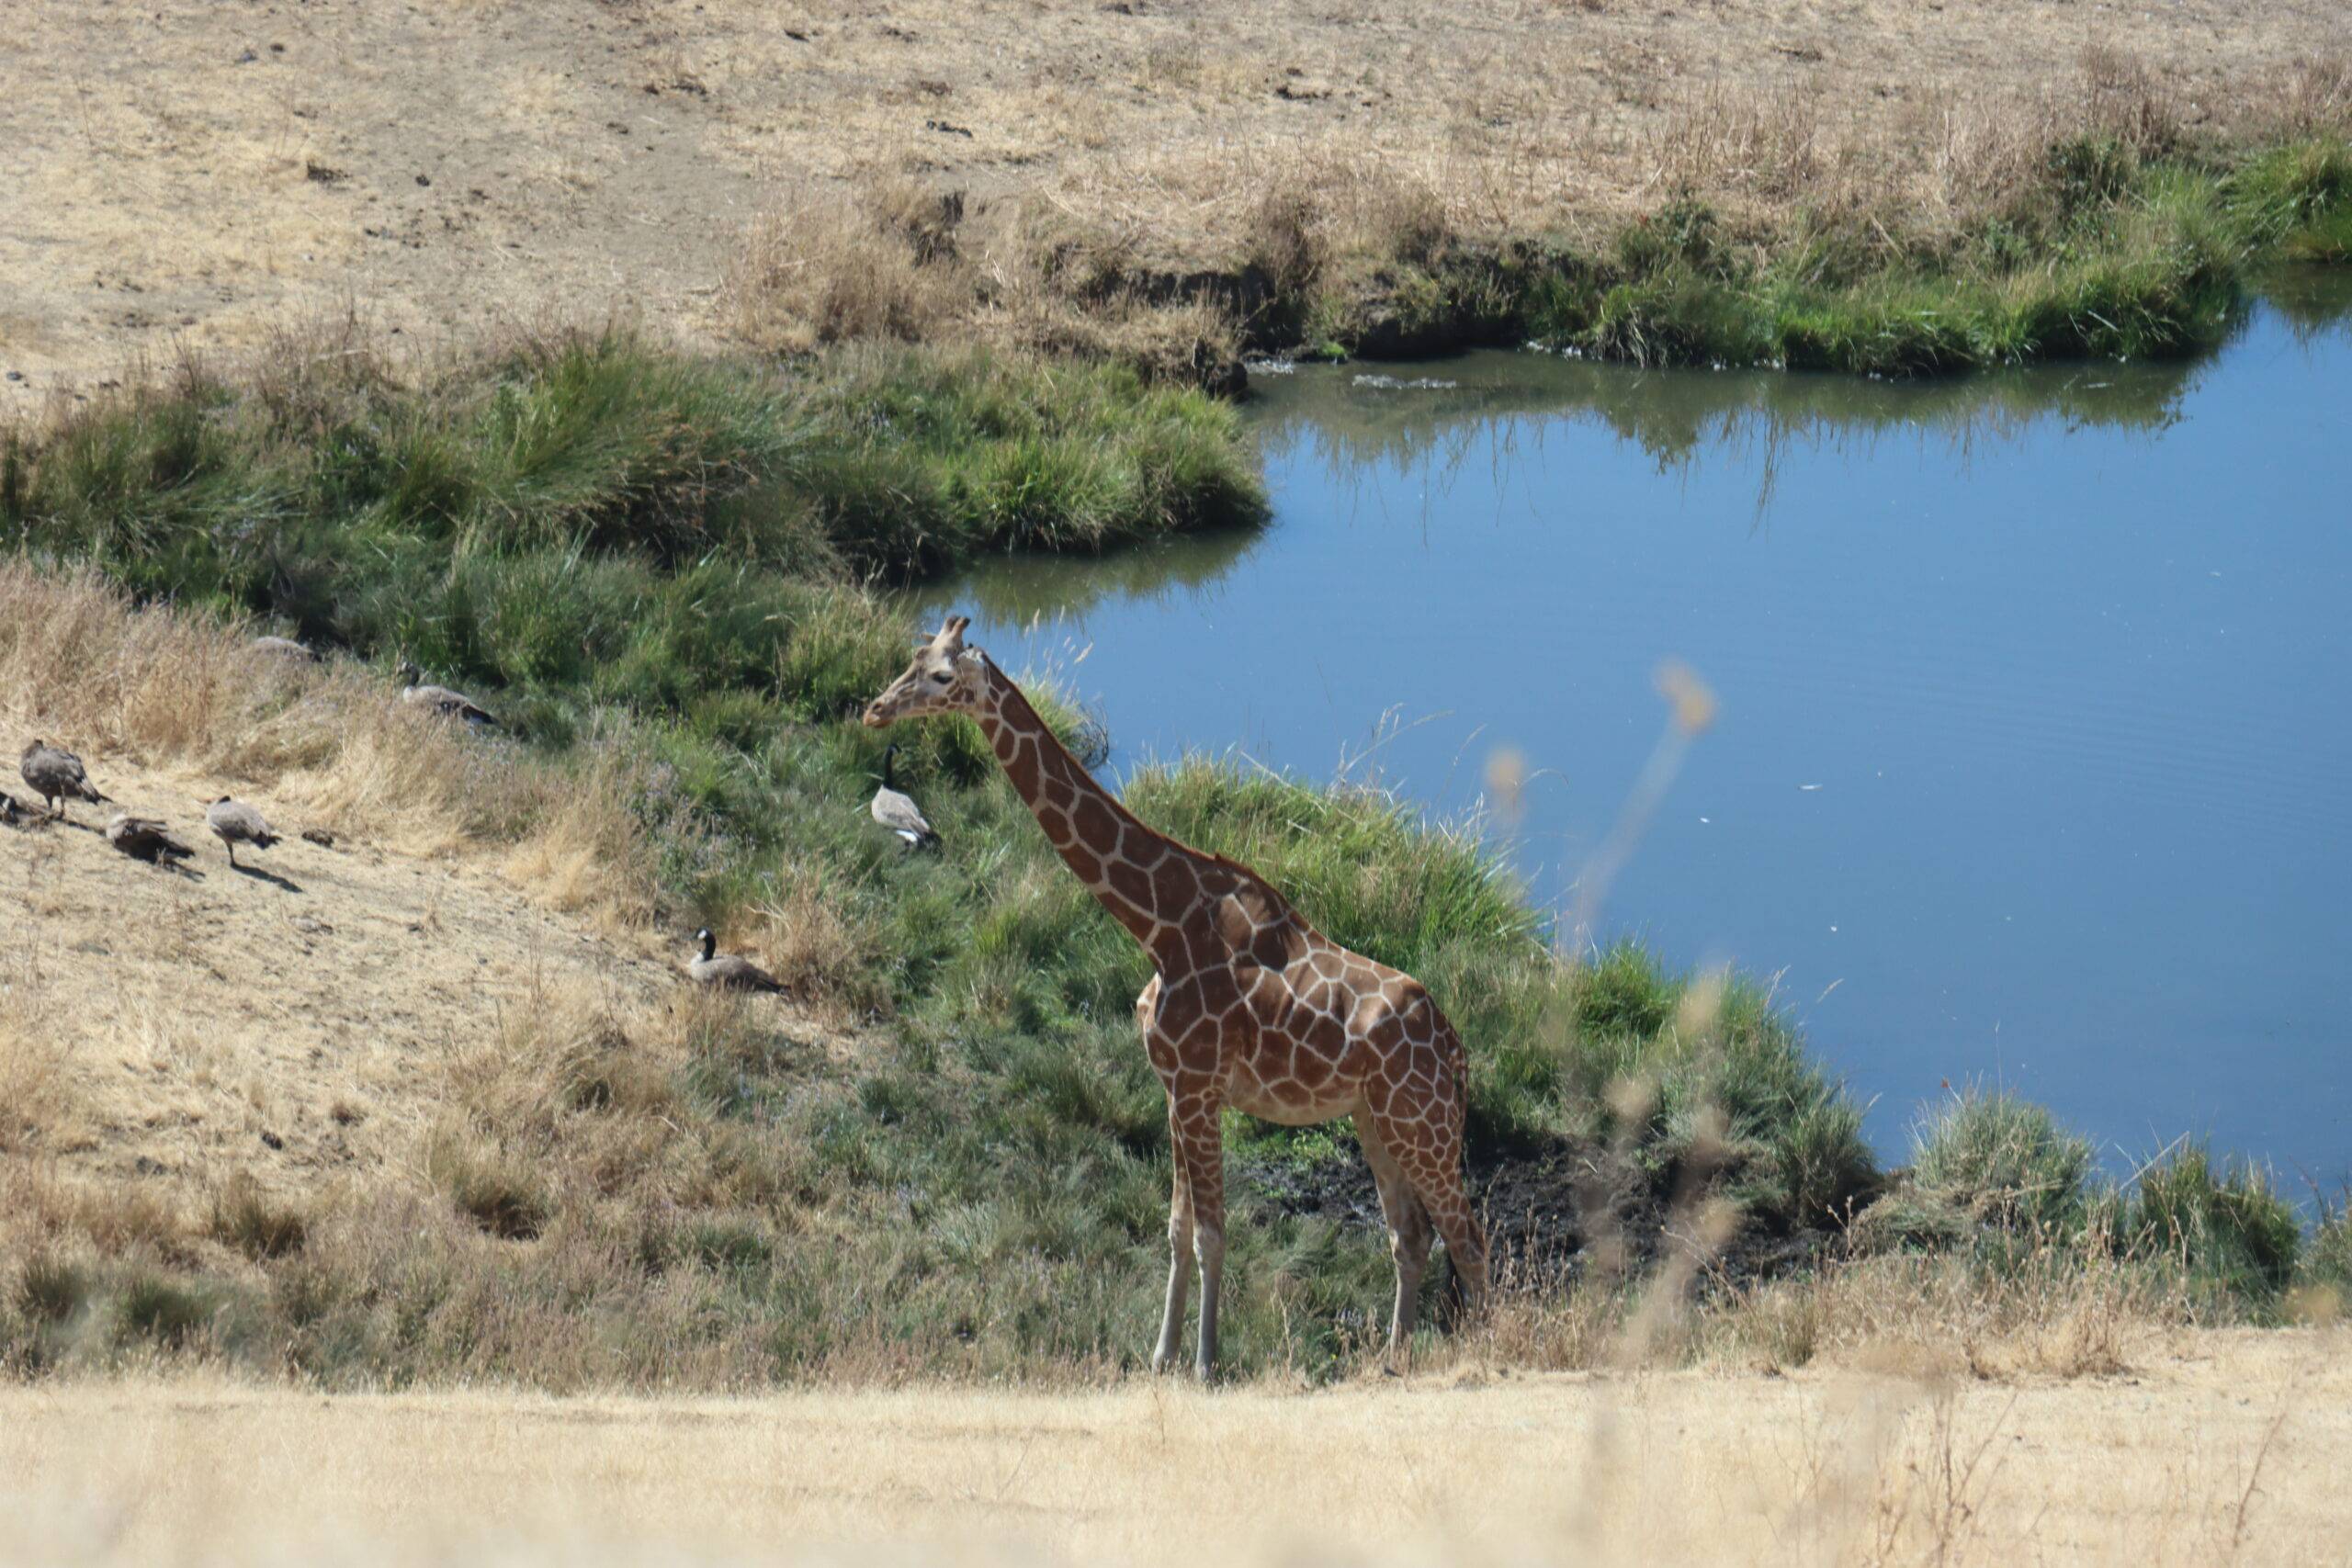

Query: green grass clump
left=16, top=1254, right=88, bottom=1327
left=2228, top=140, right=2352, bottom=262
left=797, top=348, right=1267, bottom=574
left=2115, top=1146, right=2301, bottom=1306
left=2301, top=1194, right=2352, bottom=1302
left=1550, top=944, right=1876, bottom=1226
left=209, top=1177, right=310, bottom=1261
left=1910, top=1089, right=2095, bottom=1235
left=426, top=1130, right=553, bottom=1242
left=117, top=1273, right=218, bottom=1349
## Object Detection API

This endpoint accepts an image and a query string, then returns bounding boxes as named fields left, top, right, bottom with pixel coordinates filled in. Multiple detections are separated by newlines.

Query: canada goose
left=19, top=740, right=109, bottom=822
left=252, top=635, right=319, bottom=661
left=0, top=791, right=18, bottom=826
left=107, top=813, right=196, bottom=865
left=206, top=796, right=280, bottom=867
left=869, top=744, right=938, bottom=849
left=686, top=928, right=787, bottom=994
left=395, top=661, right=498, bottom=727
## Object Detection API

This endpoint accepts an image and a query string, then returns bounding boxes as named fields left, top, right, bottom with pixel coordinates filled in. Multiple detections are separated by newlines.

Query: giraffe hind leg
left=1367, top=1106, right=1490, bottom=1322
left=1357, top=1113, right=1434, bottom=1362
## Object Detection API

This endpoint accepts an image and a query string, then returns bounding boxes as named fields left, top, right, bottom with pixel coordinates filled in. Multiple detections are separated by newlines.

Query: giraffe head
left=863, top=615, right=984, bottom=728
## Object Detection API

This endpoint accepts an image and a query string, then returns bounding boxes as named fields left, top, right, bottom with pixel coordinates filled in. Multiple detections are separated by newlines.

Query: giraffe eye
left=931, top=670, right=954, bottom=684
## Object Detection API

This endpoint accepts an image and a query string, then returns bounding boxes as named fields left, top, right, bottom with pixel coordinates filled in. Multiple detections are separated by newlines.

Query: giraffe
left=864, top=615, right=1489, bottom=1380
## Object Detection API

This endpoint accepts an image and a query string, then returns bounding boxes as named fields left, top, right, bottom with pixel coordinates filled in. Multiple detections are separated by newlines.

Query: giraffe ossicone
left=864, top=614, right=1489, bottom=1379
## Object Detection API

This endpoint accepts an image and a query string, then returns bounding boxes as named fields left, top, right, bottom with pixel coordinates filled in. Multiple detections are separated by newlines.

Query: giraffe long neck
left=972, top=659, right=1199, bottom=969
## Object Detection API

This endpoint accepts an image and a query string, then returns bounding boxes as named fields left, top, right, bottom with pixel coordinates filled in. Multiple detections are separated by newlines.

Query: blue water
left=922, top=276, right=2352, bottom=1183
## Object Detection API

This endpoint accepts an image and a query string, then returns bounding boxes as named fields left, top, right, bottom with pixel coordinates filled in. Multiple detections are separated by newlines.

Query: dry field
left=0, top=742, right=674, bottom=1211
left=0, top=563, right=704, bottom=1215
left=4, top=1330, right=2349, bottom=1567
left=3, top=0, right=2344, bottom=386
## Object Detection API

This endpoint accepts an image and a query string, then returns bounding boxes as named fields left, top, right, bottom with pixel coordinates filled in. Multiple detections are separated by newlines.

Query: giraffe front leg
left=1169, top=1087, right=1227, bottom=1384
left=1152, top=1101, right=1194, bottom=1374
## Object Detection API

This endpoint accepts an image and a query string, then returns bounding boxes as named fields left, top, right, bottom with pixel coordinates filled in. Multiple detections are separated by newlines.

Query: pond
left=919, top=272, right=2352, bottom=1185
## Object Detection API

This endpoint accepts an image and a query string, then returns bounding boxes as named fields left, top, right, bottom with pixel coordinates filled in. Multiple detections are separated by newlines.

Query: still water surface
left=922, top=274, right=2352, bottom=1181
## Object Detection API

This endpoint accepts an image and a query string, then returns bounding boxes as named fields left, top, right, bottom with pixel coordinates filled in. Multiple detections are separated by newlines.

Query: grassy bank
left=732, top=102, right=2352, bottom=380
left=1342, top=130, right=2348, bottom=374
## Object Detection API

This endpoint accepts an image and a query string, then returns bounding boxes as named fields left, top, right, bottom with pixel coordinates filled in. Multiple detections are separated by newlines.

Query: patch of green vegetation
left=16, top=1254, right=87, bottom=1327
left=118, top=1273, right=218, bottom=1349
left=1851, top=1090, right=2099, bottom=1274
left=426, top=1129, right=552, bottom=1242
left=1855, top=1098, right=2326, bottom=1316
left=0, top=333, right=1265, bottom=740
left=1300, top=137, right=2350, bottom=374
left=209, top=1177, right=310, bottom=1261
left=2114, top=1145, right=2302, bottom=1309
left=2301, top=1192, right=2352, bottom=1302
left=2229, top=140, right=2352, bottom=262
left=1523, top=160, right=2244, bottom=374
left=1910, top=1089, right=2096, bottom=1236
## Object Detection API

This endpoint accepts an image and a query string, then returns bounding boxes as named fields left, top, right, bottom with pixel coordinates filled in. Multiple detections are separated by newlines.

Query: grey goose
left=206, top=796, right=281, bottom=866
left=686, top=929, right=786, bottom=994
left=107, top=813, right=196, bottom=865
left=19, top=739, right=109, bottom=822
left=869, top=744, right=938, bottom=849
left=396, top=661, right=498, bottom=727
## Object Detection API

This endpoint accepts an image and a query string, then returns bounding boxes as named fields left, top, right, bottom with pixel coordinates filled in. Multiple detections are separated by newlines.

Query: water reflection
left=923, top=515, right=1261, bottom=626
left=1255, top=350, right=2197, bottom=491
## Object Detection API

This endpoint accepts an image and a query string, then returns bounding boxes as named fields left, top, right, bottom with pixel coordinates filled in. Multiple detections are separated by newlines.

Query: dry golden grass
left=0, top=562, right=659, bottom=912
left=4, top=1330, right=2348, bottom=1566
left=718, top=43, right=2352, bottom=373
left=5, top=1, right=2345, bottom=387
left=0, top=563, right=743, bottom=1229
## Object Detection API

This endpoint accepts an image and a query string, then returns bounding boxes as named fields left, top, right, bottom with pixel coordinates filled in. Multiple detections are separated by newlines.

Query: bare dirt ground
left=4, top=1329, right=2347, bottom=1565
left=0, top=739, right=677, bottom=1208
left=3, top=1, right=2340, bottom=388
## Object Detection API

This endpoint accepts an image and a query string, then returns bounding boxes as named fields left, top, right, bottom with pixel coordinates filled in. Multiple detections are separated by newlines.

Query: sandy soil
left=0, top=739, right=676, bottom=1206
left=3, top=1, right=2340, bottom=388
left=3, top=1330, right=2346, bottom=1565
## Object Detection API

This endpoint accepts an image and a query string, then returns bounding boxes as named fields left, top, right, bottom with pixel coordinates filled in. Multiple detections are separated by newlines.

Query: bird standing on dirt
left=19, top=739, right=110, bottom=822
left=206, top=796, right=281, bottom=867
left=395, top=661, right=498, bottom=727
left=869, top=744, right=938, bottom=849
left=685, top=929, right=787, bottom=994
left=106, top=813, right=196, bottom=865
